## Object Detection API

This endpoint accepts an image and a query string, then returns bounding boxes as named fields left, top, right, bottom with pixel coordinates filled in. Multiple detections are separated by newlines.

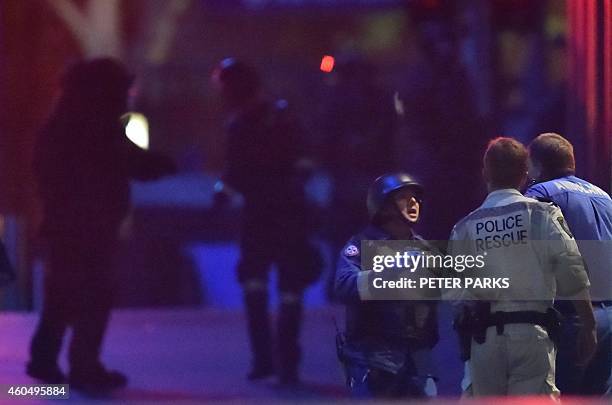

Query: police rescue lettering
left=555, top=180, right=609, bottom=198
left=474, top=212, right=528, bottom=252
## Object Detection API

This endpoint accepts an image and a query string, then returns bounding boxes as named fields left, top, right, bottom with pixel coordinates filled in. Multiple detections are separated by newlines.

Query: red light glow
left=320, top=55, right=335, bottom=73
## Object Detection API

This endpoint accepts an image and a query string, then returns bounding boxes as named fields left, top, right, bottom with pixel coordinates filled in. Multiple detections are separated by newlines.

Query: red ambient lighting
left=320, top=55, right=335, bottom=73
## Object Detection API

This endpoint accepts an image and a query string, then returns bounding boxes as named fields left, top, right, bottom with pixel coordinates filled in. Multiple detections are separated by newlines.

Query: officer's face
left=394, top=189, right=420, bottom=224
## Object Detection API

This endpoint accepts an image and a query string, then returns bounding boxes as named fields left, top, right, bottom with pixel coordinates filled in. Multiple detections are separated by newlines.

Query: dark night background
left=0, top=0, right=610, bottom=402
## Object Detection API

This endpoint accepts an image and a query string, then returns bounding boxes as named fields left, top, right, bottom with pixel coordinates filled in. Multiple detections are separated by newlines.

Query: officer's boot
left=277, top=292, right=303, bottom=385
left=243, top=283, right=274, bottom=380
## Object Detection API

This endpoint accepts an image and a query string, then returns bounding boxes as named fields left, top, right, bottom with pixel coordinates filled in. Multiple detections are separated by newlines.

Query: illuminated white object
left=124, top=113, right=149, bottom=150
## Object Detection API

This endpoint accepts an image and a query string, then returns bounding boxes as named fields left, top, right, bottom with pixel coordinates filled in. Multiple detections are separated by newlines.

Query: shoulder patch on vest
left=344, top=245, right=359, bottom=257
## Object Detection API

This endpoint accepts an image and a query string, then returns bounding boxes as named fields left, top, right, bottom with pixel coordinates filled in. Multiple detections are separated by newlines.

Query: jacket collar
left=480, top=188, right=525, bottom=209
left=363, top=224, right=420, bottom=240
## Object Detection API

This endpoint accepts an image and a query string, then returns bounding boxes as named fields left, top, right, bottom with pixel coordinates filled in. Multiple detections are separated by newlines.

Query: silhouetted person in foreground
left=28, top=58, right=175, bottom=391
left=212, top=58, right=322, bottom=385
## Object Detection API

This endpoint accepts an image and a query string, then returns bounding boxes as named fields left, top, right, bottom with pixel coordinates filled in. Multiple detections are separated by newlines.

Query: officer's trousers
left=236, top=200, right=322, bottom=378
left=470, top=324, right=559, bottom=398
left=556, top=304, right=612, bottom=395
left=30, top=234, right=115, bottom=374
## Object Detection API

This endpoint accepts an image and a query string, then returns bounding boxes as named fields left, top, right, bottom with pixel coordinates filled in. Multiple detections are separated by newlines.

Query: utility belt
left=592, top=300, right=612, bottom=308
left=454, top=304, right=562, bottom=361
left=473, top=308, right=562, bottom=346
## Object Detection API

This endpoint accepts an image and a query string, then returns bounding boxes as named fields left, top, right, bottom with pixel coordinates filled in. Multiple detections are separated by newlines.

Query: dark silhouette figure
left=28, top=58, right=175, bottom=391
left=318, top=55, right=397, bottom=250
left=213, top=58, right=322, bottom=385
left=317, top=55, right=397, bottom=300
left=399, top=21, right=488, bottom=239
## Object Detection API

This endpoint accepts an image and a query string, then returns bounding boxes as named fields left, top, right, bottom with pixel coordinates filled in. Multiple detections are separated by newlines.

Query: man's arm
left=524, top=183, right=548, bottom=199
left=542, top=204, right=597, bottom=366
left=570, top=288, right=598, bottom=367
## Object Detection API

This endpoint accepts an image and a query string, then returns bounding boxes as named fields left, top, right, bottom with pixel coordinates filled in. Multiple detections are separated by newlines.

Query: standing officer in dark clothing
left=212, top=58, right=321, bottom=385
left=335, top=173, right=439, bottom=398
left=28, top=58, right=175, bottom=390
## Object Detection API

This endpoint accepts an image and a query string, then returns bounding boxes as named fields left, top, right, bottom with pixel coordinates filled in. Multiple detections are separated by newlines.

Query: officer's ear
left=527, top=158, right=542, bottom=181
left=482, top=166, right=490, bottom=185
left=518, top=171, right=529, bottom=190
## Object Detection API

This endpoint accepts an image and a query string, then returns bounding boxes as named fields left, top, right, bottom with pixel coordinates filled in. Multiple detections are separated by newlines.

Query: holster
left=453, top=306, right=473, bottom=361
left=471, top=302, right=490, bottom=345
left=544, top=307, right=563, bottom=346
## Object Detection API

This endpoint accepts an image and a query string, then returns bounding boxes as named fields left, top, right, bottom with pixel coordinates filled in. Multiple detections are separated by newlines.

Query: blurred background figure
left=318, top=54, right=397, bottom=250
left=398, top=12, right=488, bottom=240
left=316, top=55, right=397, bottom=298
left=28, top=58, right=175, bottom=391
left=212, top=58, right=322, bottom=385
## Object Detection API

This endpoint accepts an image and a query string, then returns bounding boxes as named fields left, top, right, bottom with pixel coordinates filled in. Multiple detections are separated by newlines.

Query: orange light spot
left=320, top=55, right=335, bottom=73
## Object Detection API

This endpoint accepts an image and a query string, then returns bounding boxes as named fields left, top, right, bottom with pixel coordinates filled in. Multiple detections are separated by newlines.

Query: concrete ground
left=0, top=307, right=607, bottom=404
left=0, top=307, right=347, bottom=404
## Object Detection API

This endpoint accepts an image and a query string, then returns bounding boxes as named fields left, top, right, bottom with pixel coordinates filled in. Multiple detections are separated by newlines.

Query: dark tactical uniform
left=335, top=225, right=439, bottom=398
left=223, top=98, right=321, bottom=382
left=28, top=58, right=175, bottom=388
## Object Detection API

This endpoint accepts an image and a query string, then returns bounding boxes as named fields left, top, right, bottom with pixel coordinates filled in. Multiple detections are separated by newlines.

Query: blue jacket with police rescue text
left=525, top=176, right=612, bottom=301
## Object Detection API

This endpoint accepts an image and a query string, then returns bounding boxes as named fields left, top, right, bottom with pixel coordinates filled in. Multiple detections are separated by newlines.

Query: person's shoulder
left=524, top=196, right=564, bottom=227
left=341, top=226, right=388, bottom=257
left=451, top=206, right=483, bottom=231
left=532, top=176, right=609, bottom=200
left=570, top=176, right=611, bottom=199
left=340, top=232, right=365, bottom=260
left=525, top=181, right=550, bottom=198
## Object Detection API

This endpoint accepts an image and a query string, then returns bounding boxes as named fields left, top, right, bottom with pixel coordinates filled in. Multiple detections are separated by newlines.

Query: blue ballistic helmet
left=367, top=173, right=424, bottom=219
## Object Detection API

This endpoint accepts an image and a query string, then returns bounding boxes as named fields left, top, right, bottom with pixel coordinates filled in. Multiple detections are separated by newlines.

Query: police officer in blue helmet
left=335, top=173, right=439, bottom=398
